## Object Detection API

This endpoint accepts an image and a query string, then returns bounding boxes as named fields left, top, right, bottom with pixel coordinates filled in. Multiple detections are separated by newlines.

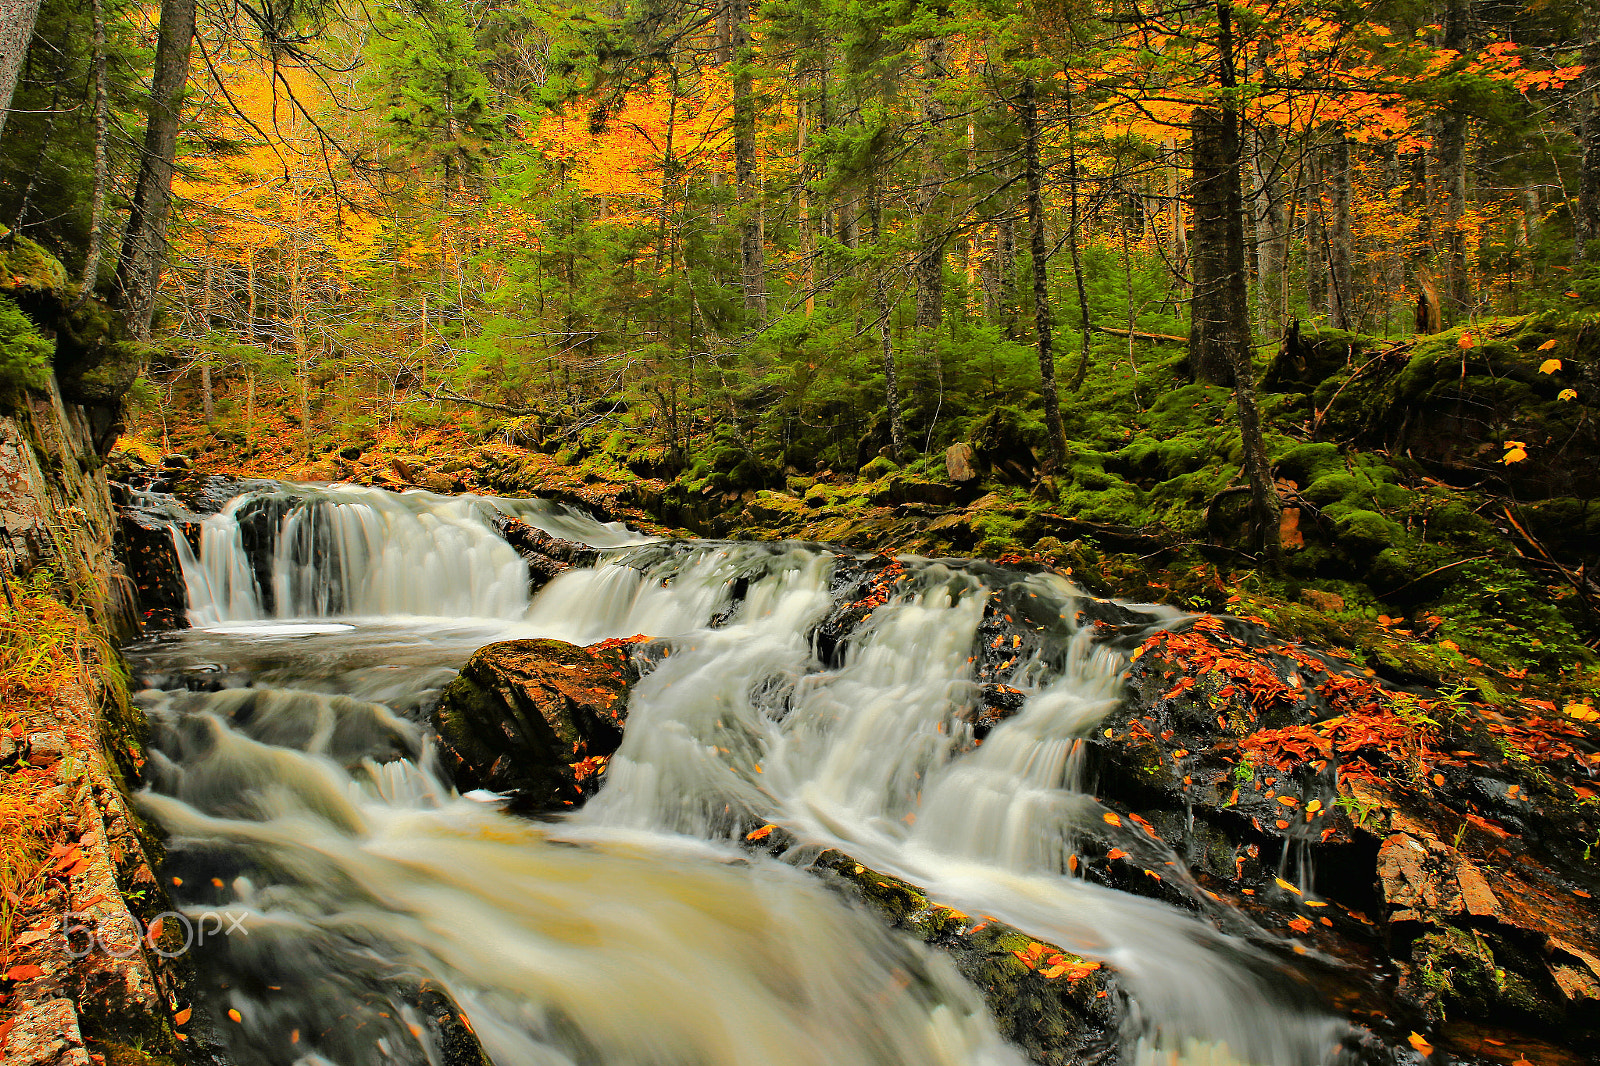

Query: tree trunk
left=1065, top=80, right=1093, bottom=391
left=868, top=186, right=905, bottom=456
left=1326, top=132, right=1354, bottom=329
left=1202, top=2, right=1280, bottom=568
left=113, top=0, right=197, bottom=339
left=731, top=0, right=766, bottom=318
left=1303, top=143, right=1328, bottom=319
left=0, top=0, right=43, bottom=142
left=76, top=0, right=110, bottom=297
left=1577, top=0, right=1600, bottom=261
left=1017, top=76, right=1065, bottom=467
left=994, top=215, right=1017, bottom=337
left=199, top=253, right=213, bottom=423
left=1166, top=136, right=1188, bottom=297
left=1189, top=108, right=1246, bottom=386
left=1249, top=125, right=1288, bottom=340
left=1436, top=0, right=1472, bottom=320
left=914, top=35, right=948, bottom=392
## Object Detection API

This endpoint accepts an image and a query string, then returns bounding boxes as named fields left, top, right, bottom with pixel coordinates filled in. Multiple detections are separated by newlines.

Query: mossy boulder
left=431, top=638, right=641, bottom=811
left=810, top=851, right=1122, bottom=1066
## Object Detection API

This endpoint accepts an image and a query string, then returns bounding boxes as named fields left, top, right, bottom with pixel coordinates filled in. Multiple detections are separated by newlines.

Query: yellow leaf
left=1540, top=358, right=1562, bottom=374
left=1407, top=1032, right=1433, bottom=1055
left=1306, top=799, right=1323, bottom=814
left=1457, top=332, right=1475, bottom=348
left=1274, top=877, right=1302, bottom=895
left=228, top=1009, right=243, bottom=1023
left=1566, top=702, right=1600, bottom=723
left=1559, top=388, right=1577, bottom=401
left=1501, top=442, right=1528, bottom=464
left=1103, top=812, right=1122, bottom=827
left=1537, top=338, right=1558, bottom=350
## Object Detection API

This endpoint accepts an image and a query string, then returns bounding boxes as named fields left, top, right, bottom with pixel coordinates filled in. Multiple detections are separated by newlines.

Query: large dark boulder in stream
left=432, top=637, right=641, bottom=811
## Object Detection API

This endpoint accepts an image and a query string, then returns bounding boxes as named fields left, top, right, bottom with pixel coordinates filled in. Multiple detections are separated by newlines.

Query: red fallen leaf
left=0, top=1019, right=14, bottom=1045
left=146, top=917, right=165, bottom=947
left=745, top=824, right=775, bottom=842
left=5, top=964, right=44, bottom=981
left=1287, top=917, right=1313, bottom=933
left=1106, top=848, right=1127, bottom=862
left=174, top=1007, right=192, bottom=1025
left=51, top=847, right=83, bottom=873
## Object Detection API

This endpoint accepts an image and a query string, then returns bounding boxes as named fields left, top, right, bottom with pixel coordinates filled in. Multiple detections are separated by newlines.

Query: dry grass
left=0, top=582, right=89, bottom=970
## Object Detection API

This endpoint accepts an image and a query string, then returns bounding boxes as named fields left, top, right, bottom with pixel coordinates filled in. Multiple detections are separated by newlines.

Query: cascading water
left=173, top=483, right=643, bottom=625
left=126, top=484, right=1354, bottom=1066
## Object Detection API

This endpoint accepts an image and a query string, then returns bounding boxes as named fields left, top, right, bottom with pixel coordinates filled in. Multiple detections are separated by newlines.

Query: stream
left=122, top=483, right=1355, bottom=1066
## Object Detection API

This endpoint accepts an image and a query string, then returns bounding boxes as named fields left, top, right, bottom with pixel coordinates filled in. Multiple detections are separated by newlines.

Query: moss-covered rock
left=431, top=637, right=641, bottom=810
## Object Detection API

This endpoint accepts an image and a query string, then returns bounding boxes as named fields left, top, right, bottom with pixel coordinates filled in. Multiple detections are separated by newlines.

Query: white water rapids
left=127, top=484, right=1352, bottom=1066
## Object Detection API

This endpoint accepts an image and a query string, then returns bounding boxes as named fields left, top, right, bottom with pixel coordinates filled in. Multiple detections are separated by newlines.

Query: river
left=122, top=483, right=1351, bottom=1066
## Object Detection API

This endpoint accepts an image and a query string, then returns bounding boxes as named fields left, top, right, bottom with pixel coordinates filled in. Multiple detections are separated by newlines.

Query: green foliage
left=368, top=0, right=501, bottom=181
left=0, top=296, right=52, bottom=391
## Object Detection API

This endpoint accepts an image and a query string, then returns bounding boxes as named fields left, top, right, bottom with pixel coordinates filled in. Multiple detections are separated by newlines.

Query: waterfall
left=170, top=483, right=642, bottom=625
left=127, top=484, right=1352, bottom=1066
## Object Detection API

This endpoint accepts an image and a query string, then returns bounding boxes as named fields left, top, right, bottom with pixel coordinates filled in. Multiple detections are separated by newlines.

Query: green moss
left=859, top=455, right=899, bottom=479
left=1275, top=441, right=1342, bottom=485
left=1330, top=509, right=1403, bottom=556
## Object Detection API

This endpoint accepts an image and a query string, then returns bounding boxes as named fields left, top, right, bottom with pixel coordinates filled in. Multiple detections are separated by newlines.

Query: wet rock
left=946, top=442, right=980, bottom=483
left=491, top=514, right=599, bottom=593
left=1081, top=612, right=1600, bottom=1059
left=119, top=509, right=190, bottom=631
left=0, top=998, right=91, bottom=1066
left=810, top=851, right=1122, bottom=1066
left=1299, top=588, right=1345, bottom=612
left=432, top=637, right=642, bottom=811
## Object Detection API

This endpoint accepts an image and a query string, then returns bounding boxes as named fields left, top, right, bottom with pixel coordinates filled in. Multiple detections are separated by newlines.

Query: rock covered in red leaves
left=1080, top=613, right=1600, bottom=1059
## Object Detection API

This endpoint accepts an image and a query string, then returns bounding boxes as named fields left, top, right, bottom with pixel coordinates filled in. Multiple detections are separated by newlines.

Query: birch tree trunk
left=76, top=0, right=110, bottom=296
left=0, top=0, right=43, bottom=142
